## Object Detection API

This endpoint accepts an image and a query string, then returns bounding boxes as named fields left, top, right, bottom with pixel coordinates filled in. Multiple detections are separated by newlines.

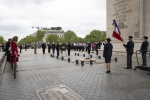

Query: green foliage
left=45, top=34, right=59, bottom=42
left=64, top=30, right=77, bottom=42
left=85, top=30, right=106, bottom=42
left=18, top=36, right=36, bottom=45
left=35, top=30, right=45, bottom=41
left=0, top=36, right=4, bottom=43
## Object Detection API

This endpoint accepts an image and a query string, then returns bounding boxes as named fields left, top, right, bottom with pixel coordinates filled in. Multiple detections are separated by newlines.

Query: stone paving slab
left=0, top=49, right=150, bottom=100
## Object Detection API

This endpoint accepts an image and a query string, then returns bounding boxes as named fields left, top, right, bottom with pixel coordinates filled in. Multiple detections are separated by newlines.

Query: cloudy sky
left=0, top=0, right=106, bottom=41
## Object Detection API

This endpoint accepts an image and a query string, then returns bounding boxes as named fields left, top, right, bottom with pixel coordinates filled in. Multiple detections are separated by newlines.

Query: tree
left=46, top=34, right=59, bottom=42
left=63, top=30, right=77, bottom=42
left=85, top=30, right=106, bottom=42
left=35, top=30, right=45, bottom=41
left=0, top=36, right=4, bottom=43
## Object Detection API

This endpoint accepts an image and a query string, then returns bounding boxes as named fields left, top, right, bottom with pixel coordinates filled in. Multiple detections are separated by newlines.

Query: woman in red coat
left=10, top=36, right=19, bottom=64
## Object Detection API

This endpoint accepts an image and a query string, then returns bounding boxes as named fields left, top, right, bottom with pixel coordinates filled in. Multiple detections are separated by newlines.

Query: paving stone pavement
left=0, top=49, right=150, bottom=100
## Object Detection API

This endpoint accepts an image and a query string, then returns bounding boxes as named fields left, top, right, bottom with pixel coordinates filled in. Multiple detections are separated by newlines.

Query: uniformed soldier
left=103, top=38, right=113, bottom=73
left=123, top=36, right=134, bottom=69
left=140, top=36, right=149, bottom=66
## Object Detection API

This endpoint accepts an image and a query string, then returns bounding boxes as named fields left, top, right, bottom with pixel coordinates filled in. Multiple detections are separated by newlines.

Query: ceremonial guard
left=140, top=36, right=149, bottom=66
left=42, top=42, right=46, bottom=54
left=52, top=42, right=56, bottom=54
left=67, top=42, right=71, bottom=56
left=103, top=38, right=113, bottom=73
left=56, top=42, right=60, bottom=56
left=123, top=36, right=134, bottom=69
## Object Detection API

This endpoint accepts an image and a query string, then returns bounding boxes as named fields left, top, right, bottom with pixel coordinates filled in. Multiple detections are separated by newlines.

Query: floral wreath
left=60, top=43, right=67, bottom=51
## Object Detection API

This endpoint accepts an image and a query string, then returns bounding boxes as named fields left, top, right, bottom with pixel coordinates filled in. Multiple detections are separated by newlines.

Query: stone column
left=140, top=0, right=144, bottom=38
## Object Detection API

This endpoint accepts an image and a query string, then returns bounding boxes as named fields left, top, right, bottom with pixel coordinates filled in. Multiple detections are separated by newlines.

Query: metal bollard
left=75, top=53, right=76, bottom=56
left=76, top=60, right=78, bottom=64
left=90, top=55, right=92, bottom=58
left=83, top=54, right=85, bottom=57
left=98, top=56, right=101, bottom=59
left=68, top=58, right=70, bottom=62
left=81, top=61, right=84, bottom=66
left=61, top=57, right=64, bottom=60
left=78, top=53, right=79, bottom=56
left=50, top=54, right=52, bottom=57
left=57, top=56, right=58, bottom=59
left=53, top=55, right=54, bottom=58
left=115, top=58, right=117, bottom=62
left=90, top=60, right=93, bottom=65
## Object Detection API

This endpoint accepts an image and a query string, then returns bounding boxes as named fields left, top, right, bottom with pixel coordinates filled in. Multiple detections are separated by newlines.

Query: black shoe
left=106, top=70, right=111, bottom=73
left=124, top=67, right=130, bottom=69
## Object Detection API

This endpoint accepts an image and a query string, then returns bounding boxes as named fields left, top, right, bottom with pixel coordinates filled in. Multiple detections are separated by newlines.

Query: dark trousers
left=127, top=53, right=133, bottom=68
left=20, top=49, right=22, bottom=53
left=142, top=53, right=147, bottom=65
left=88, top=49, right=90, bottom=54
left=96, top=49, right=98, bottom=55
left=42, top=48, right=45, bottom=54
left=52, top=49, right=55, bottom=54
left=6, top=51, right=10, bottom=61
left=68, top=49, right=70, bottom=56
left=57, top=49, right=59, bottom=56
left=48, top=47, right=51, bottom=53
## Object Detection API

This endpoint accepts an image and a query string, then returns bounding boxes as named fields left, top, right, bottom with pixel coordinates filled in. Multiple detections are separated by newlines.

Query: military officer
left=140, top=36, right=149, bottom=66
left=123, top=36, right=134, bottom=69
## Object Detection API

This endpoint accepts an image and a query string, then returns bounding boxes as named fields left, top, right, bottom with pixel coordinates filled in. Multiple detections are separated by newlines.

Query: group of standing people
left=103, top=36, right=149, bottom=73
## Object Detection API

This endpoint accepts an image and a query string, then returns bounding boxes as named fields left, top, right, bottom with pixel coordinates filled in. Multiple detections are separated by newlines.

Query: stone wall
left=106, top=0, right=150, bottom=51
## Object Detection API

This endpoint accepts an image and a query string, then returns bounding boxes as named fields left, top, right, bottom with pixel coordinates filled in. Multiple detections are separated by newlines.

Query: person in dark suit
left=25, top=44, right=27, bottom=51
left=5, top=39, right=11, bottom=61
left=87, top=42, right=91, bottom=55
left=19, top=45, right=22, bottom=53
left=47, top=42, right=52, bottom=53
left=56, top=42, right=60, bottom=56
left=95, top=42, right=99, bottom=55
left=103, top=38, right=113, bottom=73
left=42, top=42, right=46, bottom=54
left=140, top=36, right=149, bottom=66
left=52, top=42, right=56, bottom=54
left=67, top=42, right=71, bottom=56
left=123, top=36, right=134, bottom=69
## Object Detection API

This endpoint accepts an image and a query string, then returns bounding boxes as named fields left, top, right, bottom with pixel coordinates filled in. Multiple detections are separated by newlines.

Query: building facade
left=107, top=0, right=150, bottom=51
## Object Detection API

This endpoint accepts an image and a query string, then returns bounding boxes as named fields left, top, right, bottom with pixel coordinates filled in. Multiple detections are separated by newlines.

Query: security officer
left=140, top=36, right=149, bottom=66
left=123, top=36, right=134, bottom=69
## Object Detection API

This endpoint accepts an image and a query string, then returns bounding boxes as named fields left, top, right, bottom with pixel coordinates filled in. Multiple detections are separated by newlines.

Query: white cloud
left=0, top=0, right=106, bottom=41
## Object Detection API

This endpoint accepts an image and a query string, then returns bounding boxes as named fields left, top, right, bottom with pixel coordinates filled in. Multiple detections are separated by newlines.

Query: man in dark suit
left=5, top=39, right=11, bottom=61
left=67, top=42, right=71, bottom=56
left=47, top=42, right=52, bottom=53
left=87, top=42, right=91, bottom=55
left=42, top=42, right=46, bottom=54
left=52, top=42, right=56, bottom=54
left=95, top=42, right=99, bottom=55
left=19, top=45, right=22, bottom=53
left=123, top=36, right=134, bottom=69
left=103, top=38, right=113, bottom=73
left=140, top=36, right=149, bottom=66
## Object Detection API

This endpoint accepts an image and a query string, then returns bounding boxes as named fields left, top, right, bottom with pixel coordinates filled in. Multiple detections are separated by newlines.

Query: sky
left=0, top=0, right=106, bottom=41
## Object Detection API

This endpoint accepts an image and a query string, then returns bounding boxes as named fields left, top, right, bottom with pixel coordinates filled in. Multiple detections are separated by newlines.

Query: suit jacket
left=103, top=43, right=113, bottom=57
left=52, top=44, right=55, bottom=49
left=42, top=43, right=46, bottom=49
left=88, top=43, right=91, bottom=49
left=140, top=41, right=149, bottom=53
left=68, top=44, right=71, bottom=49
left=123, top=40, right=134, bottom=54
